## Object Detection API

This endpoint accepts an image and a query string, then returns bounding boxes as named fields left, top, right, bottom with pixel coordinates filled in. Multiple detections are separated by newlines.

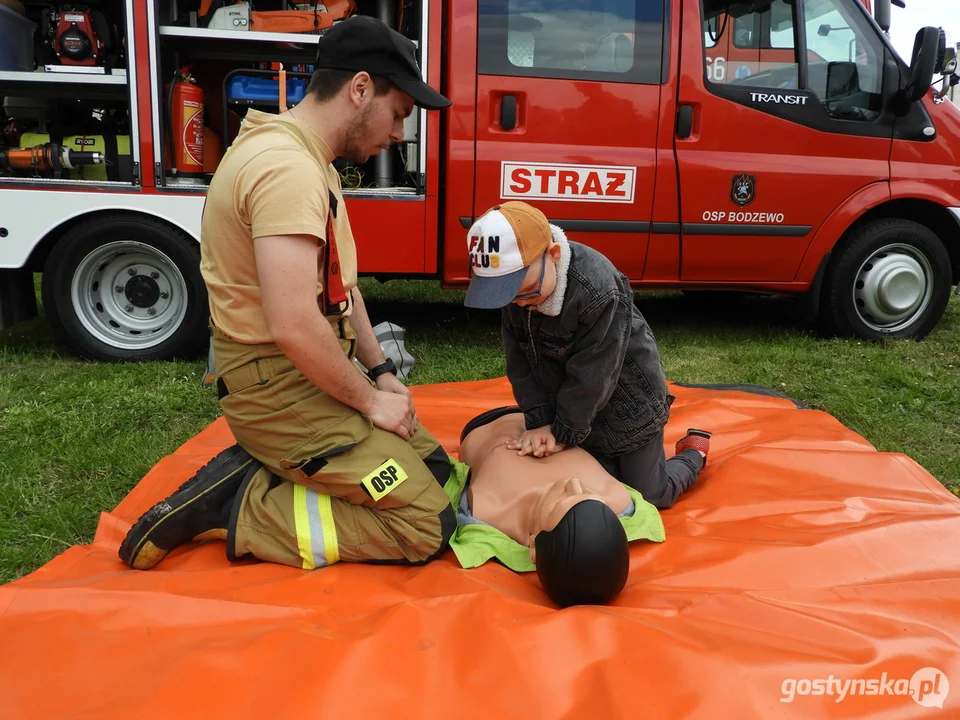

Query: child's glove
left=505, top=426, right=566, bottom=458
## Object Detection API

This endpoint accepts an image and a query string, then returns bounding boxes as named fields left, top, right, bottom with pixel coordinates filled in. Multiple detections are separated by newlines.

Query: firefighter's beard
left=342, top=104, right=375, bottom=164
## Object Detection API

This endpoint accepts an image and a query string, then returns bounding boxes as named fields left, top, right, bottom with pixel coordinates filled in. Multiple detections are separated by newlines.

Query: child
left=463, top=201, right=711, bottom=509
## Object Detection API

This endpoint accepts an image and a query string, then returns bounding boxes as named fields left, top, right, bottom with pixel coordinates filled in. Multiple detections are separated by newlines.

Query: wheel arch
left=25, top=207, right=201, bottom=274
left=834, top=199, right=960, bottom=287
left=816, top=212, right=954, bottom=340
left=797, top=182, right=960, bottom=288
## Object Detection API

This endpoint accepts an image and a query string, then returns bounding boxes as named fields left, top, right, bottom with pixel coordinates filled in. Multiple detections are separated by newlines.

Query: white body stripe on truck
left=0, top=189, right=206, bottom=268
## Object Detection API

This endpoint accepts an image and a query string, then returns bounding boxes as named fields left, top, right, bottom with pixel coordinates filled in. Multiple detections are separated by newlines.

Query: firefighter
left=118, top=16, right=455, bottom=572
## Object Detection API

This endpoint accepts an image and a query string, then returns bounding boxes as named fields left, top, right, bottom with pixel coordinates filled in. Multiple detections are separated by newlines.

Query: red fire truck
left=0, top=0, right=957, bottom=361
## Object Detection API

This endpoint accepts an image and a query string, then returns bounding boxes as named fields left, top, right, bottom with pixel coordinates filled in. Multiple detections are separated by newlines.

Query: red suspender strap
left=324, top=189, right=348, bottom=314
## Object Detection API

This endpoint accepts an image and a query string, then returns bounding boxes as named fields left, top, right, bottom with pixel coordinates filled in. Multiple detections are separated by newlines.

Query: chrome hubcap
left=853, top=243, right=933, bottom=333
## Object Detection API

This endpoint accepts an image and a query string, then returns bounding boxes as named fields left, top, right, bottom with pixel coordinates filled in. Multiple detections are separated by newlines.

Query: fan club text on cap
left=468, top=233, right=502, bottom=270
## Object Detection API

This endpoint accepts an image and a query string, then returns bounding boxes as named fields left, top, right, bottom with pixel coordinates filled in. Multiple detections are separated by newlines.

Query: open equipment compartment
left=0, top=0, right=138, bottom=187
left=150, top=0, right=427, bottom=196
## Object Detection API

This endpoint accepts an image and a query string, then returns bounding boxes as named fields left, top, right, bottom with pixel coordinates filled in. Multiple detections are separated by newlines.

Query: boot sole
left=118, top=445, right=258, bottom=570
left=676, top=430, right=712, bottom=463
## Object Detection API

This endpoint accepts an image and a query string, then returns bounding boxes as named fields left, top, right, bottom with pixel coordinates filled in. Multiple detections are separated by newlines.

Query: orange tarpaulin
left=1, top=378, right=959, bottom=719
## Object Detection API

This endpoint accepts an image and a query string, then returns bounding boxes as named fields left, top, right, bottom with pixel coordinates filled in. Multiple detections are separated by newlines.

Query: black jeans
left=596, top=430, right=704, bottom=510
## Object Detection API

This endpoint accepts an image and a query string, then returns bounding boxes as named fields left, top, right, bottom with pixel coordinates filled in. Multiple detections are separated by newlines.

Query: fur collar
left=534, top=224, right=571, bottom=317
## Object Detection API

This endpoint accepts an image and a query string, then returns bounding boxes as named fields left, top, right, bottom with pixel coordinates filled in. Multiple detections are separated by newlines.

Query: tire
left=41, top=213, right=208, bottom=361
left=819, top=218, right=952, bottom=340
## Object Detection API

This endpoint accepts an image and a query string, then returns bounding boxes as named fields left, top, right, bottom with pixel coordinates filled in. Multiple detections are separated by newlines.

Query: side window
left=803, top=2, right=884, bottom=119
left=702, top=0, right=799, bottom=89
left=478, top=0, right=665, bottom=83
left=701, top=0, right=884, bottom=121
left=703, top=16, right=724, bottom=82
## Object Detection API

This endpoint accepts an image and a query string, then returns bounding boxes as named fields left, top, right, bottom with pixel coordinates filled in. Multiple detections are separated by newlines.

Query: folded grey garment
left=373, top=321, right=416, bottom=380
left=202, top=332, right=216, bottom=388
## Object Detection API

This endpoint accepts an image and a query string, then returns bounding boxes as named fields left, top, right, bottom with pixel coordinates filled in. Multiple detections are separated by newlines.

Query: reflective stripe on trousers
left=293, top=484, right=340, bottom=569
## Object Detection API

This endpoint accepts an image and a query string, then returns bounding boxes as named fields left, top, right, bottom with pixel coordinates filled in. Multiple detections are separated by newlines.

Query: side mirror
left=874, top=0, right=891, bottom=34
left=818, top=24, right=850, bottom=37
left=900, top=26, right=940, bottom=108
left=935, top=29, right=947, bottom=73
left=941, top=47, right=958, bottom=76
left=936, top=29, right=958, bottom=75
left=826, top=62, right=859, bottom=100
left=875, top=0, right=905, bottom=33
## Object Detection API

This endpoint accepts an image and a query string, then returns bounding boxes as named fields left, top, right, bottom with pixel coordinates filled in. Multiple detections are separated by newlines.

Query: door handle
left=677, top=104, right=694, bottom=139
left=501, top=95, right=517, bottom=131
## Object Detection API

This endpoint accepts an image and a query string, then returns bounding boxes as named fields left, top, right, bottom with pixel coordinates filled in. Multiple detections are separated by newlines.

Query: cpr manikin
left=458, top=408, right=633, bottom=607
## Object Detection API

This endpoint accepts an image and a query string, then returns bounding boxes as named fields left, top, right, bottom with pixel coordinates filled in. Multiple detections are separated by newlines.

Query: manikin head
left=527, top=477, right=630, bottom=608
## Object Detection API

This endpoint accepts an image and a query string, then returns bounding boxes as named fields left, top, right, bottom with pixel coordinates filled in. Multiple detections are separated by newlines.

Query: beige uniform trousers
left=213, top=317, right=455, bottom=570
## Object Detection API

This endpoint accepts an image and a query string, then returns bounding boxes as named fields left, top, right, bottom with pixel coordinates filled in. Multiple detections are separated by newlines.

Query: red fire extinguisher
left=165, top=68, right=204, bottom=177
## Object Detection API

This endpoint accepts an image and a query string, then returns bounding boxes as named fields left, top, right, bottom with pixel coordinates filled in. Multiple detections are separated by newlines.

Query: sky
left=889, top=2, right=960, bottom=63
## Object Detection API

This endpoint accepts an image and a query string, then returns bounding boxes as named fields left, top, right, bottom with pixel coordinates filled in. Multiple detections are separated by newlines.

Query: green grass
left=1, top=277, right=958, bottom=584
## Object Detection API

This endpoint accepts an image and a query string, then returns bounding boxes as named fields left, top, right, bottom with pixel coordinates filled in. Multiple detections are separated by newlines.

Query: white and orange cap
left=464, top=201, right=552, bottom=309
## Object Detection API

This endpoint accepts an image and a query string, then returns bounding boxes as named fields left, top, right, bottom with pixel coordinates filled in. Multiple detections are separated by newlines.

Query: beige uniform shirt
left=200, top=109, right=357, bottom=345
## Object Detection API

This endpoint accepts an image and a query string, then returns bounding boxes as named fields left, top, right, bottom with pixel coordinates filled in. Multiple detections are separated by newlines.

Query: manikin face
left=526, top=477, right=605, bottom=563
left=512, top=240, right=562, bottom=308
left=342, top=75, right=414, bottom=165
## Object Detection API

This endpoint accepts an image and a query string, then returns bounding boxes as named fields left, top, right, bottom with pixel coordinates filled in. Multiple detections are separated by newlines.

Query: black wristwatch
left=368, top=358, right=398, bottom=381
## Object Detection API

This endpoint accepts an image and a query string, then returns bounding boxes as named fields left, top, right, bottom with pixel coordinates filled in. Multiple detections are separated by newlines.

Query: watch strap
left=368, top=358, right=397, bottom=380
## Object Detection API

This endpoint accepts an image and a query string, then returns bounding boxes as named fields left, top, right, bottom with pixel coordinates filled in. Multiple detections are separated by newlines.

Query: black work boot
left=119, top=444, right=260, bottom=570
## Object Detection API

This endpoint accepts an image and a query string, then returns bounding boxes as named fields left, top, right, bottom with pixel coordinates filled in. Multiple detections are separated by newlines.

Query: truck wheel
left=819, top=219, right=952, bottom=340
left=41, top=214, right=208, bottom=361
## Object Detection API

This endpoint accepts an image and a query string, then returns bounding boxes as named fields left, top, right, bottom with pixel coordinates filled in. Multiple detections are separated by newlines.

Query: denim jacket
left=502, top=239, right=671, bottom=457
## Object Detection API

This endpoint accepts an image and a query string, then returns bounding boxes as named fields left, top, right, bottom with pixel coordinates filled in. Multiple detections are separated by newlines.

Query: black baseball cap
left=314, top=16, right=452, bottom=110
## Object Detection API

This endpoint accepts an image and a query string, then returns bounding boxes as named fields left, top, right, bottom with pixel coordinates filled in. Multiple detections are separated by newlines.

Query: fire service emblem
left=731, top=174, right=757, bottom=207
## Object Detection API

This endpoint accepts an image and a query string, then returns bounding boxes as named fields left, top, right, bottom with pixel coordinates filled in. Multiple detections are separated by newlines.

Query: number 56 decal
left=706, top=56, right=726, bottom=82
